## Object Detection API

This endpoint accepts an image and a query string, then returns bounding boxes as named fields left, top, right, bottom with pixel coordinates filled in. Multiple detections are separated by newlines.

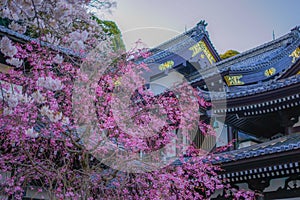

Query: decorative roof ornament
left=196, top=20, right=208, bottom=33
left=291, top=26, right=300, bottom=37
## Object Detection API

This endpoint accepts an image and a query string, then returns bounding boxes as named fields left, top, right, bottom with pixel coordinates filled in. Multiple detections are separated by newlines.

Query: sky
left=104, top=0, right=300, bottom=54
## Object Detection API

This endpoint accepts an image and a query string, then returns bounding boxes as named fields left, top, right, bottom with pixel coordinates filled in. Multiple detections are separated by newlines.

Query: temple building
left=144, top=21, right=300, bottom=199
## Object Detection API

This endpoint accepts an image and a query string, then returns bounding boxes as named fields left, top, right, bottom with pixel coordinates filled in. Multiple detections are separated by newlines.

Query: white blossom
left=4, top=92, right=32, bottom=108
left=8, top=21, right=26, bottom=34
left=53, top=54, right=64, bottom=64
left=0, top=36, right=18, bottom=57
left=69, top=30, right=89, bottom=51
left=62, top=116, right=70, bottom=125
left=31, top=90, right=46, bottom=104
left=6, top=58, right=23, bottom=68
left=0, top=81, right=29, bottom=110
left=69, top=30, right=89, bottom=42
left=0, top=0, right=8, bottom=9
left=81, top=30, right=89, bottom=42
left=2, top=107, right=12, bottom=115
left=0, top=0, right=108, bottom=52
left=54, top=1, right=73, bottom=18
left=43, top=33, right=61, bottom=46
left=33, top=0, right=43, bottom=6
left=25, top=127, right=39, bottom=138
left=19, top=93, right=33, bottom=104
left=50, top=112, right=62, bottom=123
left=70, top=40, right=85, bottom=51
left=2, top=7, right=10, bottom=18
left=40, top=106, right=53, bottom=117
left=24, top=7, right=35, bottom=18
left=5, top=93, right=19, bottom=108
left=40, top=106, right=63, bottom=123
left=37, top=77, right=64, bottom=91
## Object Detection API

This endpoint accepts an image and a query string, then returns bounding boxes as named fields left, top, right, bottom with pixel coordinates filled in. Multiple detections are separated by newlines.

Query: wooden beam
left=0, top=63, right=12, bottom=73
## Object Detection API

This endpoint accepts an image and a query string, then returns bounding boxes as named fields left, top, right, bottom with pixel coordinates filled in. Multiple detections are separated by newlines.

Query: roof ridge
left=150, top=27, right=196, bottom=53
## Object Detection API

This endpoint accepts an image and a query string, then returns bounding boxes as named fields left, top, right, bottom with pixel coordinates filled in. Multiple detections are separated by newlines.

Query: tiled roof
left=189, top=26, right=300, bottom=83
left=214, top=133, right=300, bottom=164
left=170, top=156, right=191, bottom=166
left=216, top=33, right=296, bottom=72
left=171, top=134, right=300, bottom=166
left=0, top=25, right=84, bottom=57
left=223, top=45, right=285, bottom=72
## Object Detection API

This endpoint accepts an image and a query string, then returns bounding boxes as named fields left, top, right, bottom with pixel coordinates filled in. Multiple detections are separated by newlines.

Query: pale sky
left=105, top=0, right=300, bottom=54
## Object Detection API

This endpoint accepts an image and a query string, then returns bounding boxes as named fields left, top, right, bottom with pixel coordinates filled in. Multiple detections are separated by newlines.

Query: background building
left=145, top=20, right=300, bottom=199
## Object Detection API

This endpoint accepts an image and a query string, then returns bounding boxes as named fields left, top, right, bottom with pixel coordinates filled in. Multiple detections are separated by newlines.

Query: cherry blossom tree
left=0, top=1, right=256, bottom=199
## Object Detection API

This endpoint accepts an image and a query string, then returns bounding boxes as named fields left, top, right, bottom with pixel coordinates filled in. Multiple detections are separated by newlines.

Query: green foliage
left=92, top=16, right=125, bottom=51
left=220, top=50, right=240, bottom=60
left=0, top=17, right=10, bottom=28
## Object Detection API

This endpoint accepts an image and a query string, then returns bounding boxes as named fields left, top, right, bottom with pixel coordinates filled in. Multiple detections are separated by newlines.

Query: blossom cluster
left=0, top=36, right=23, bottom=67
left=0, top=0, right=114, bottom=53
left=69, top=30, right=89, bottom=51
left=37, top=76, right=64, bottom=91
left=40, top=105, right=69, bottom=124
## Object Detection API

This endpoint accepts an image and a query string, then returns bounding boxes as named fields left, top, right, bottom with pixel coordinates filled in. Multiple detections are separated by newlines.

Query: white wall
left=149, top=70, right=184, bottom=95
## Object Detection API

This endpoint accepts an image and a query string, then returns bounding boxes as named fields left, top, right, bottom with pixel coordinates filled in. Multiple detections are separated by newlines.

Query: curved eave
left=202, top=35, right=221, bottom=62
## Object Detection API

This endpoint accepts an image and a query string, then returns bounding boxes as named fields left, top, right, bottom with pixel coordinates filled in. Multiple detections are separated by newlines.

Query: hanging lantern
left=213, top=118, right=219, bottom=129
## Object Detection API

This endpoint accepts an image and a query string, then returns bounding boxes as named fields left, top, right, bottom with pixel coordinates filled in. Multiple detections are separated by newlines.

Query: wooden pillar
left=279, top=111, right=297, bottom=135
left=285, top=127, right=293, bottom=135
left=248, top=179, right=270, bottom=200
left=227, top=125, right=235, bottom=150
